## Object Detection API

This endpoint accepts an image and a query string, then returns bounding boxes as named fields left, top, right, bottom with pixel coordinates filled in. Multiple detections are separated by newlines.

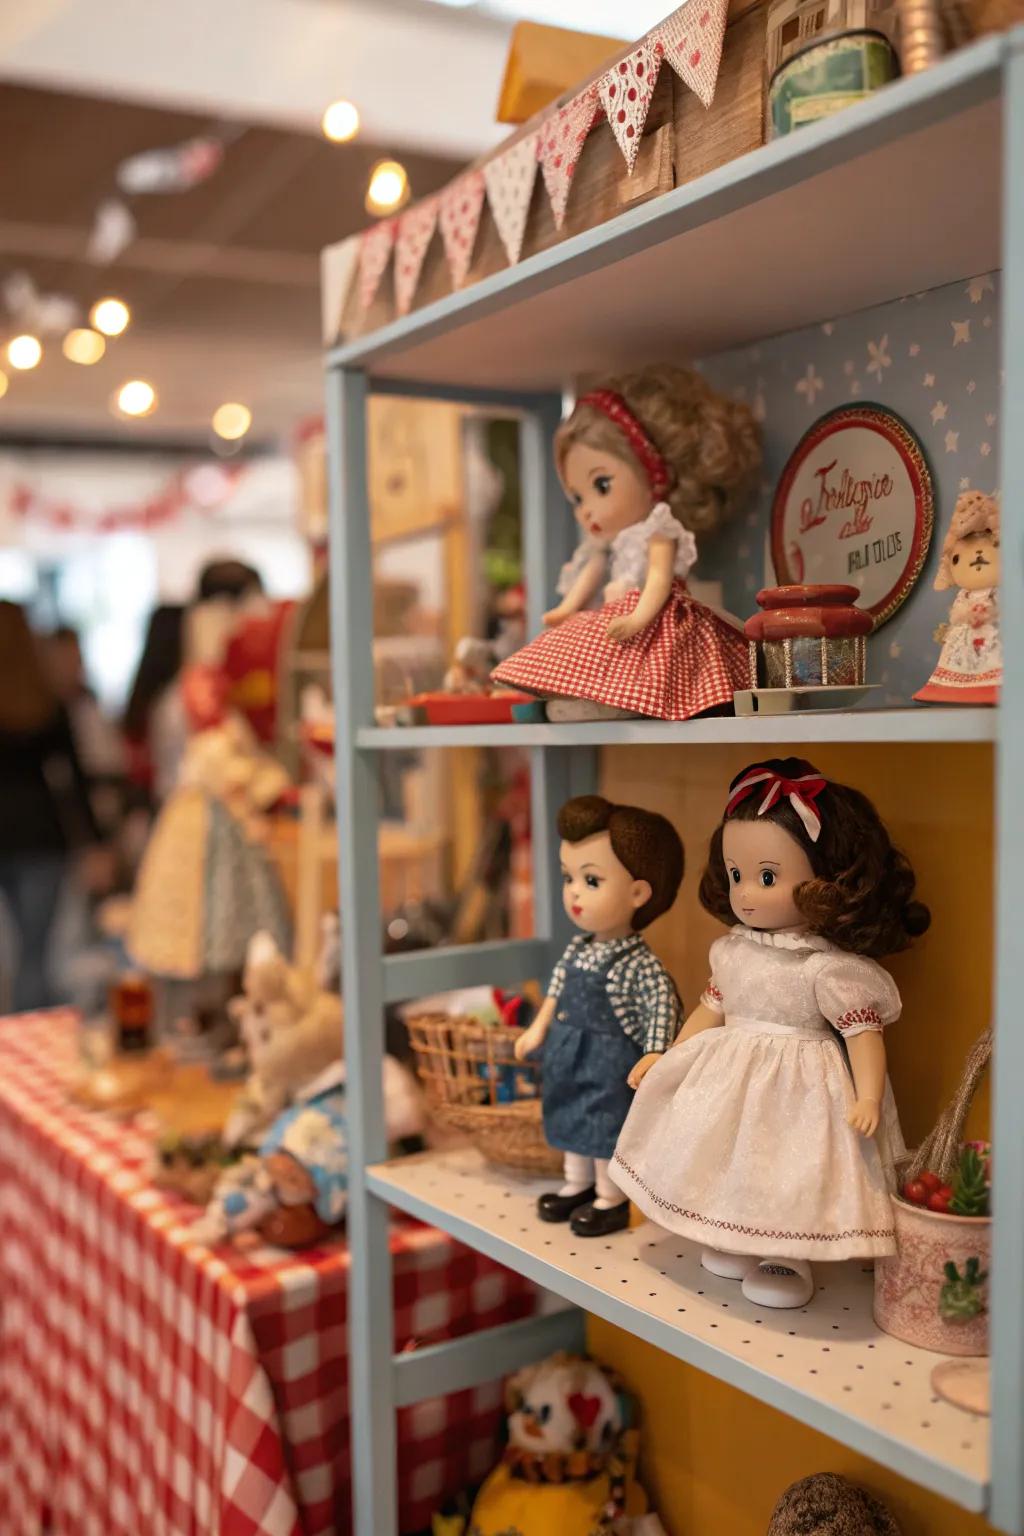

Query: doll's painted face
left=722, top=818, right=814, bottom=932
left=561, top=441, right=651, bottom=544
left=560, top=832, right=651, bottom=942
left=949, top=529, right=1000, bottom=591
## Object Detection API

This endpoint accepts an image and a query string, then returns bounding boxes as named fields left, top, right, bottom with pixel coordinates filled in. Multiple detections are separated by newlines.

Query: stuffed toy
left=767, top=1474, right=901, bottom=1535
left=466, top=1353, right=649, bottom=1536
left=222, top=930, right=345, bottom=1149
left=189, top=932, right=424, bottom=1249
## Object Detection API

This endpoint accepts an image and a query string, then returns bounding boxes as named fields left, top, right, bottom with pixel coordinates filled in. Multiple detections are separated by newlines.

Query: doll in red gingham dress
left=491, top=365, right=761, bottom=720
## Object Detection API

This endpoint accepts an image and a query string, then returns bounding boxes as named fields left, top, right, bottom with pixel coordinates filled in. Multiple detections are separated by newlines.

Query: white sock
left=558, top=1151, right=594, bottom=1198
left=593, top=1159, right=625, bottom=1210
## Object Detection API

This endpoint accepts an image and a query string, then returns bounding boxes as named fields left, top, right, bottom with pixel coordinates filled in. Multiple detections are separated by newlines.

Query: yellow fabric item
left=468, top=1432, right=646, bottom=1536
left=128, top=788, right=208, bottom=977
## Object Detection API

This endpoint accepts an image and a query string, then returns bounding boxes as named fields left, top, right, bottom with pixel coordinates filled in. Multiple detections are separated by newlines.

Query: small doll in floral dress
left=915, top=489, right=1001, bottom=704
left=515, top=796, right=684, bottom=1237
left=491, top=365, right=761, bottom=720
left=611, top=759, right=930, bottom=1308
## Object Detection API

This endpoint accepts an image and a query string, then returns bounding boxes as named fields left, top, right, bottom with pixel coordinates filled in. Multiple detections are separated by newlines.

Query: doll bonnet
left=935, top=489, right=1000, bottom=591
left=767, top=1473, right=901, bottom=1536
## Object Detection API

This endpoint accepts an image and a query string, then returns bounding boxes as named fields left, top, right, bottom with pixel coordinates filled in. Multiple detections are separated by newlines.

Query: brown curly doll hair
left=558, top=795, right=684, bottom=931
left=698, top=758, right=930, bottom=958
left=767, top=1473, right=901, bottom=1535
left=554, top=363, right=762, bottom=536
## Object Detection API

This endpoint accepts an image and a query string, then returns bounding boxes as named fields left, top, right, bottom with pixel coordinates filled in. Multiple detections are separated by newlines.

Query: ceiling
left=0, top=83, right=465, bottom=446
left=0, top=0, right=657, bottom=447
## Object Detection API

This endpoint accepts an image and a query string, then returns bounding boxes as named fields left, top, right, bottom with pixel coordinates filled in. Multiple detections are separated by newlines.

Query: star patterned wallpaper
left=694, top=270, right=1001, bottom=706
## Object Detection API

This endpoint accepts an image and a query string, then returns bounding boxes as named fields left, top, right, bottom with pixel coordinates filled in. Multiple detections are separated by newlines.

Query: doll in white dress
left=611, top=759, right=930, bottom=1309
left=491, top=366, right=760, bottom=720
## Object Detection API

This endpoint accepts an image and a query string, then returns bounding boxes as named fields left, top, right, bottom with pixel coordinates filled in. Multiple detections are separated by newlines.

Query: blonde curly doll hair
left=934, top=488, right=1000, bottom=591
left=554, top=363, right=762, bottom=536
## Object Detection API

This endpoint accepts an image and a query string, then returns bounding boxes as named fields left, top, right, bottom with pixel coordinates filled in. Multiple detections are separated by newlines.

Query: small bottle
left=110, top=972, right=155, bottom=1055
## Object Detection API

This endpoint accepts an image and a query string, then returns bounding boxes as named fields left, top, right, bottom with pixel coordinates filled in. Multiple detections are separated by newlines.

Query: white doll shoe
left=701, top=1247, right=759, bottom=1281
left=741, top=1258, right=815, bottom=1309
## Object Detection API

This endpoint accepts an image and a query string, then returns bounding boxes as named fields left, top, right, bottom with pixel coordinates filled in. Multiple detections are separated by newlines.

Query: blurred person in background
left=0, top=602, right=111, bottom=1011
left=123, top=603, right=186, bottom=805
left=44, top=625, right=126, bottom=834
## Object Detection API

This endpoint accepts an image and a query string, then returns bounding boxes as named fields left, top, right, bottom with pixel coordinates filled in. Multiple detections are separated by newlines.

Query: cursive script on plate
left=799, top=458, right=895, bottom=539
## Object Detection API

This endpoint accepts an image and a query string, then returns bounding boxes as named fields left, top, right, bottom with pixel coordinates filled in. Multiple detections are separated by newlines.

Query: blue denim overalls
left=541, top=941, right=643, bottom=1159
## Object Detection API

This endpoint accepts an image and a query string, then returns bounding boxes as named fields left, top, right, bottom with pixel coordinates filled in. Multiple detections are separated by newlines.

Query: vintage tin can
left=768, top=29, right=900, bottom=138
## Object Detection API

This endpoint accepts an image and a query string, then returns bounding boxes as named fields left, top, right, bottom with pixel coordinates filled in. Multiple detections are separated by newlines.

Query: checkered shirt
left=548, top=934, right=680, bottom=1054
left=0, top=1012, right=537, bottom=1536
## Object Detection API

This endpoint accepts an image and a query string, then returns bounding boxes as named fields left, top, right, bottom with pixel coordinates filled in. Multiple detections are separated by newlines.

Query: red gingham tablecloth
left=0, top=1013, right=536, bottom=1536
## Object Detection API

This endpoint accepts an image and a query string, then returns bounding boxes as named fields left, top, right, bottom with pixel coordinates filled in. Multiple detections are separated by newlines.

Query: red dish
left=411, top=691, right=534, bottom=725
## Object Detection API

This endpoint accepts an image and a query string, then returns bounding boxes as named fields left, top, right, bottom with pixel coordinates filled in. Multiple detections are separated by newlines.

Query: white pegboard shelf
left=367, top=1147, right=989, bottom=1511
left=357, top=706, right=996, bottom=751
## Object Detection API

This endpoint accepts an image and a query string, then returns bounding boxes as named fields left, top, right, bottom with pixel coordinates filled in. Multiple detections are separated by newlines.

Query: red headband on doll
left=577, top=389, right=671, bottom=499
left=725, top=765, right=828, bottom=843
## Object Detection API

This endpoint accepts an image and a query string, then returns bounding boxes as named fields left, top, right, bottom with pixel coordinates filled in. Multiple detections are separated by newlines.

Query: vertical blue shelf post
left=327, top=373, right=590, bottom=1535
left=327, top=364, right=397, bottom=1536
left=989, top=28, right=1024, bottom=1536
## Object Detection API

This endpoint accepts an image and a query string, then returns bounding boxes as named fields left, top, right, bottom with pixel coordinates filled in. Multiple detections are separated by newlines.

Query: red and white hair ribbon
left=725, top=767, right=828, bottom=843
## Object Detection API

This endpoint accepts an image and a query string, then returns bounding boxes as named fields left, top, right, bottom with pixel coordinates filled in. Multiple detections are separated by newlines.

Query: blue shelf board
left=356, top=706, right=995, bottom=751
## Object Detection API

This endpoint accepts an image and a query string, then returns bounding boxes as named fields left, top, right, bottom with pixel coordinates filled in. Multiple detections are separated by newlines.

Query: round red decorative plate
left=771, top=405, right=934, bottom=628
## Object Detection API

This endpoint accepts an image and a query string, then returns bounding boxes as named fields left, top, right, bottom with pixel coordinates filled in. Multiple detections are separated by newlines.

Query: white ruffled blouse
left=699, top=924, right=902, bottom=1040
left=555, top=502, right=698, bottom=600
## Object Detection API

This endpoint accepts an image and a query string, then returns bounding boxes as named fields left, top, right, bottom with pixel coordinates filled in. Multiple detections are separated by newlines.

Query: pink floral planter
left=874, top=1196, right=991, bottom=1356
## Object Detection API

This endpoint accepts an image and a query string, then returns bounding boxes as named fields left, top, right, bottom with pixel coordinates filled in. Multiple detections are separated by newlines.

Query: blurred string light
left=63, top=328, right=107, bottom=366
left=0, top=370, right=8, bottom=399
left=365, top=159, right=409, bottom=216
left=115, top=379, right=157, bottom=417
left=212, top=401, right=252, bottom=441
left=7, top=335, right=42, bottom=370
left=91, top=297, right=131, bottom=337
left=321, top=99, right=361, bottom=143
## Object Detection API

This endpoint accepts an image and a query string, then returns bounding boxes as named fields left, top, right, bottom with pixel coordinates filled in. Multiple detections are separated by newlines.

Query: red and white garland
left=9, top=465, right=244, bottom=534
left=323, top=0, right=729, bottom=332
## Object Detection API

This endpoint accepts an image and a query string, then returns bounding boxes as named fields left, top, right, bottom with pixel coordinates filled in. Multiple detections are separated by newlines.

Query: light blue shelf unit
left=325, top=30, right=1024, bottom=1534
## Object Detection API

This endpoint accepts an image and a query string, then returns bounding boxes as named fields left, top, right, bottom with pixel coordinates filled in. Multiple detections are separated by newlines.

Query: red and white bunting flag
left=538, top=83, right=600, bottom=230
left=358, top=219, right=397, bottom=312
left=394, top=196, right=439, bottom=316
left=598, top=39, right=662, bottom=172
left=653, top=0, right=729, bottom=110
left=438, top=169, right=486, bottom=289
left=320, top=233, right=359, bottom=343
left=483, top=130, right=539, bottom=266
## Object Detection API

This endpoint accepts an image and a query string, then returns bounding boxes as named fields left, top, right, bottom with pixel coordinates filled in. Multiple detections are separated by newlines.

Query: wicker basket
left=408, top=1012, right=562, bottom=1176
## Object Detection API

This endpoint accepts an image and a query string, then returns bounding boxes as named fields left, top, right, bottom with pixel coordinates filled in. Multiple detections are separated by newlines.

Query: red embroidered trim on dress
left=611, top=1155, right=895, bottom=1243
left=931, top=665, right=1002, bottom=685
left=834, top=1006, right=883, bottom=1033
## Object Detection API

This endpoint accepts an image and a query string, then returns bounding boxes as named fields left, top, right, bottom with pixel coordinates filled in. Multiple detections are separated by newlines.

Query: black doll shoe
left=569, top=1199, right=631, bottom=1237
left=537, top=1185, right=596, bottom=1222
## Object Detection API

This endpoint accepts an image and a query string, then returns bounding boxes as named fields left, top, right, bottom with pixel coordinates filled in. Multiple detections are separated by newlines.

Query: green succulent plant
left=939, top=1257, right=988, bottom=1322
left=950, top=1144, right=990, bottom=1218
